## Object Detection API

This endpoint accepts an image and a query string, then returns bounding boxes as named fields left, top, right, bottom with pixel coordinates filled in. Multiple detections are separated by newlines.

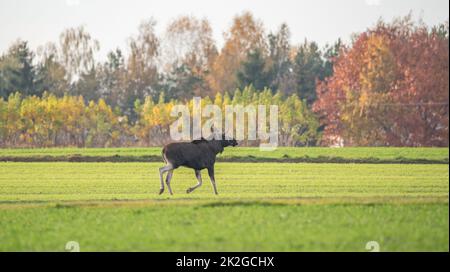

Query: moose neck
left=208, top=140, right=224, bottom=155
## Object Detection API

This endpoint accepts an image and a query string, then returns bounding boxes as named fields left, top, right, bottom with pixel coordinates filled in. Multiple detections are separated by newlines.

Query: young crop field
left=0, top=152, right=448, bottom=251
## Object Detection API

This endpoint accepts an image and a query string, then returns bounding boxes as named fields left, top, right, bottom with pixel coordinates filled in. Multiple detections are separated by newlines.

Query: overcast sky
left=0, top=0, right=448, bottom=60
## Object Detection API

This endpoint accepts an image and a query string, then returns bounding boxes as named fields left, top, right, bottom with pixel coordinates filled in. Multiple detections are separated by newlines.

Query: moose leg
left=187, top=170, right=203, bottom=194
left=159, top=164, right=173, bottom=195
left=207, top=166, right=218, bottom=195
left=165, top=170, right=174, bottom=195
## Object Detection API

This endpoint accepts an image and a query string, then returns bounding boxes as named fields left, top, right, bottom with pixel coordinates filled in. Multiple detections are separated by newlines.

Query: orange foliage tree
left=208, top=12, right=267, bottom=94
left=314, top=17, right=449, bottom=146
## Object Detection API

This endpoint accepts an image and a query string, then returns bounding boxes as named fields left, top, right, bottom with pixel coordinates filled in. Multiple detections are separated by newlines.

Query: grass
left=0, top=162, right=448, bottom=202
left=0, top=161, right=448, bottom=251
left=0, top=204, right=447, bottom=252
left=0, top=147, right=448, bottom=163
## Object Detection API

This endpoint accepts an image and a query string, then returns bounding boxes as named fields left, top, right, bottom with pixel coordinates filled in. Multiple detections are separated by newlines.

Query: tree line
left=0, top=12, right=448, bottom=147
left=0, top=87, right=319, bottom=147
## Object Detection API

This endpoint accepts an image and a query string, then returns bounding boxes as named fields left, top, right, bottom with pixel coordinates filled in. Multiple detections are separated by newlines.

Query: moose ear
left=207, top=124, right=216, bottom=140
left=210, top=124, right=222, bottom=140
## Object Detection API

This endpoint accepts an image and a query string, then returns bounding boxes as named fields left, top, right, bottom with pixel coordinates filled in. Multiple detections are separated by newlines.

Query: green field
left=0, top=158, right=448, bottom=251
left=0, top=204, right=447, bottom=252
left=0, top=162, right=448, bottom=201
left=0, top=147, right=448, bottom=163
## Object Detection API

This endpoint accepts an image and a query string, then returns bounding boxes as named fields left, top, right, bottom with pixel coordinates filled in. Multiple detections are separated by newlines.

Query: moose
left=159, top=134, right=238, bottom=195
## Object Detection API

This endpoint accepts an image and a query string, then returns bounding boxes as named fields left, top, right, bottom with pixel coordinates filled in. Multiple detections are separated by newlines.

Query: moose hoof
left=159, top=188, right=164, bottom=195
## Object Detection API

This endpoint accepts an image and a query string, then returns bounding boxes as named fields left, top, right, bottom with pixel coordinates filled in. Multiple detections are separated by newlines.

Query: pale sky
left=0, top=0, right=448, bottom=60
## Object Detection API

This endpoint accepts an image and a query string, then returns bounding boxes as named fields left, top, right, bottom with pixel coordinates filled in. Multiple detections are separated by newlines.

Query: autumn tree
left=124, top=19, right=161, bottom=119
left=59, top=26, right=100, bottom=83
left=314, top=17, right=449, bottom=146
left=161, top=16, right=218, bottom=100
left=279, top=93, right=322, bottom=146
left=208, top=12, right=267, bottom=94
